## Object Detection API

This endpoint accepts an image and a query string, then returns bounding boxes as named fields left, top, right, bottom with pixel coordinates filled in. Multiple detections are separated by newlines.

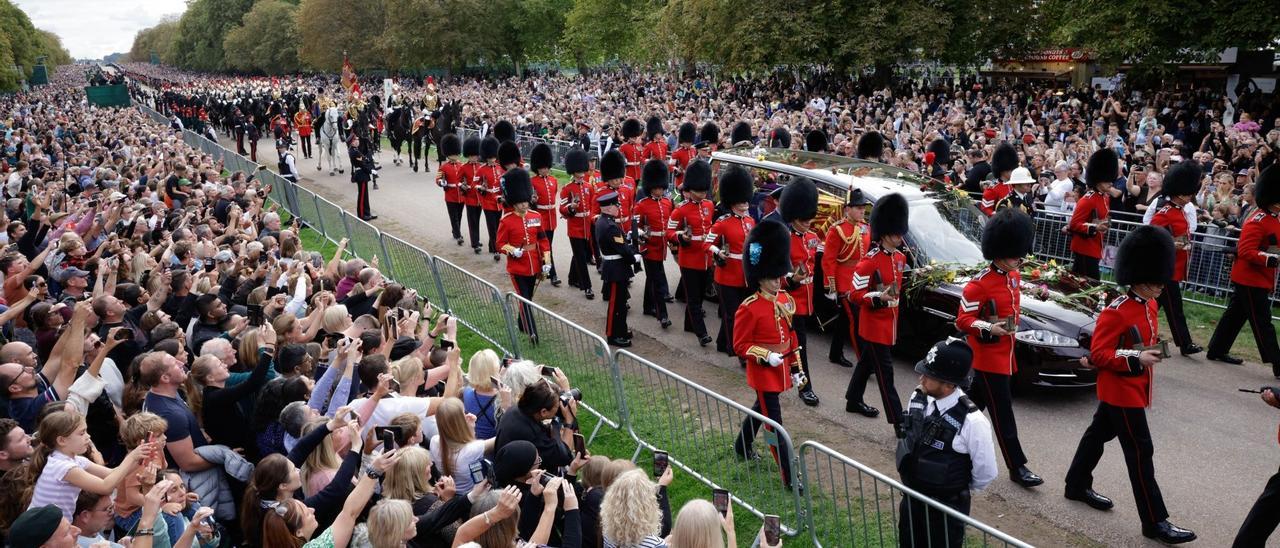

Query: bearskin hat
left=779, top=178, right=819, bottom=222
left=717, top=165, right=755, bottom=206
left=1162, top=160, right=1201, bottom=198
left=1085, top=148, right=1119, bottom=188
left=501, top=167, right=533, bottom=205
left=564, top=148, right=589, bottom=175
left=698, top=122, right=720, bottom=149
left=805, top=130, right=828, bottom=153
left=462, top=136, right=481, bottom=158
left=678, top=122, right=696, bottom=144
left=981, top=208, right=1035, bottom=260
left=480, top=137, right=499, bottom=160
left=494, top=120, right=515, bottom=143
left=991, top=143, right=1019, bottom=175
left=440, top=134, right=462, bottom=158
left=1114, top=225, right=1175, bottom=286
left=642, top=159, right=669, bottom=193
left=730, top=122, right=753, bottom=146
left=622, top=118, right=644, bottom=139
left=601, top=149, right=626, bottom=181
left=1256, top=165, right=1280, bottom=209
left=530, top=143, right=553, bottom=172
left=497, top=140, right=521, bottom=167
left=869, top=192, right=909, bottom=240
left=745, top=219, right=793, bottom=289
left=857, top=131, right=884, bottom=161
left=770, top=128, right=792, bottom=149
left=646, top=116, right=664, bottom=139
left=682, top=159, right=712, bottom=192
left=927, top=138, right=951, bottom=167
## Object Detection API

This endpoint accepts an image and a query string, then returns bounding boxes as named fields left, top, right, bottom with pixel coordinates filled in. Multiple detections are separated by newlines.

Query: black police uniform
left=594, top=192, right=638, bottom=346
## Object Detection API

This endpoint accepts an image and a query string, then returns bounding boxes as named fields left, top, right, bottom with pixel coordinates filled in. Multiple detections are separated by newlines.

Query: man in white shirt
left=1044, top=161, right=1076, bottom=212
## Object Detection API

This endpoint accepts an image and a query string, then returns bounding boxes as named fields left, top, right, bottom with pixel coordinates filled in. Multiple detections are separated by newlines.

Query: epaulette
left=1107, top=295, right=1129, bottom=309
left=957, top=394, right=979, bottom=413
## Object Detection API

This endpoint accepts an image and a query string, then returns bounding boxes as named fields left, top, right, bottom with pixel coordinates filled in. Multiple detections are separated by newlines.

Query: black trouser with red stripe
left=1209, top=283, right=1280, bottom=366
left=568, top=238, right=593, bottom=292
left=968, top=370, right=1028, bottom=470
left=642, top=258, right=669, bottom=322
left=1072, top=252, right=1100, bottom=281
left=1065, top=402, right=1168, bottom=526
left=847, top=341, right=902, bottom=424
left=484, top=209, right=500, bottom=253
left=356, top=179, right=372, bottom=219
left=300, top=135, right=312, bottom=158
left=794, top=314, right=813, bottom=392
left=680, top=267, right=710, bottom=338
left=1234, top=465, right=1280, bottom=547
left=828, top=297, right=857, bottom=361
left=604, top=280, right=630, bottom=340
left=735, top=389, right=792, bottom=487
left=1158, top=280, right=1194, bottom=350
left=465, top=205, right=482, bottom=249
left=716, top=284, right=747, bottom=354
left=511, top=274, right=537, bottom=337
left=446, top=201, right=464, bottom=241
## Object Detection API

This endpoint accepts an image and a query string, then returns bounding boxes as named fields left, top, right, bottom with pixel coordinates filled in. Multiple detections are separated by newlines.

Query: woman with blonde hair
left=666, top=499, right=735, bottom=548
left=600, top=469, right=673, bottom=548
left=237, top=327, right=260, bottom=369
left=463, top=349, right=504, bottom=439
left=356, top=498, right=417, bottom=548
left=381, top=445, right=484, bottom=546
left=298, top=420, right=343, bottom=498
left=429, top=398, right=489, bottom=496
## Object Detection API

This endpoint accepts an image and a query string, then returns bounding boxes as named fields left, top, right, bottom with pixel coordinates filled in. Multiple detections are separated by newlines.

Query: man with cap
left=435, top=133, right=466, bottom=246
left=476, top=137, right=504, bottom=260
left=994, top=166, right=1036, bottom=217
left=595, top=190, right=640, bottom=347
left=979, top=143, right=1018, bottom=216
left=620, top=118, right=645, bottom=182
left=277, top=141, right=299, bottom=184
left=896, top=337, right=998, bottom=548
left=1064, top=226, right=1196, bottom=544
left=847, top=193, right=909, bottom=432
left=778, top=178, right=822, bottom=406
left=1149, top=161, right=1204, bottom=356
left=496, top=168, right=550, bottom=342
left=635, top=159, right=674, bottom=328
left=708, top=165, right=757, bottom=358
left=732, top=220, right=804, bottom=487
left=956, top=209, right=1043, bottom=488
left=643, top=116, right=669, bottom=166
left=530, top=143, right=561, bottom=286
left=667, top=160, right=716, bottom=346
left=461, top=136, right=484, bottom=253
left=10, top=504, right=80, bottom=547
left=56, top=267, right=91, bottom=304
left=672, top=122, right=698, bottom=189
left=560, top=149, right=596, bottom=300
left=1068, top=148, right=1118, bottom=280
left=824, top=189, right=873, bottom=373
left=349, top=132, right=376, bottom=221
left=1208, top=165, right=1280, bottom=370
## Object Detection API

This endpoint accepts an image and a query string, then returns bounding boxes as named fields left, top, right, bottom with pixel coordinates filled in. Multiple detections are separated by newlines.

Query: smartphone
left=573, top=433, right=586, bottom=457
left=114, top=327, right=133, bottom=341
left=204, top=261, right=215, bottom=273
left=712, top=488, right=730, bottom=516
left=467, top=460, right=486, bottom=485
left=438, top=339, right=455, bottom=351
left=373, top=426, right=402, bottom=452
left=653, top=450, right=669, bottom=477
left=541, top=365, right=557, bottom=377
left=763, top=515, right=781, bottom=545
left=324, top=332, right=343, bottom=347
left=537, top=472, right=555, bottom=487
left=247, top=304, right=264, bottom=327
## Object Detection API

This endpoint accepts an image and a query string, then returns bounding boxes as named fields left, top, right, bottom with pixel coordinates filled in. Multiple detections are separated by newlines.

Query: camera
left=560, top=388, right=582, bottom=405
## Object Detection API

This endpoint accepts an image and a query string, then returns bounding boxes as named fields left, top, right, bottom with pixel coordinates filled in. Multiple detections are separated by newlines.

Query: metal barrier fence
left=382, top=234, right=450, bottom=310
left=431, top=256, right=518, bottom=356
left=504, top=293, right=624, bottom=442
left=800, top=441, right=1031, bottom=548
left=457, top=126, right=580, bottom=171
left=613, top=349, right=805, bottom=537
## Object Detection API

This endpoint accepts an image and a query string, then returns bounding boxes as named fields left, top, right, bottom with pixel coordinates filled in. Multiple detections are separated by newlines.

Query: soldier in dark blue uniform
left=595, top=191, right=639, bottom=347
left=350, top=133, right=375, bottom=221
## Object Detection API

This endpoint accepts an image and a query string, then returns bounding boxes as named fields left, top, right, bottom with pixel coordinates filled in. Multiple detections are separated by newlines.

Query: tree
left=128, top=16, right=181, bottom=64
left=0, top=0, right=40, bottom=76
left=295, top=0, right=388, bottom=70
left=223, top=0, right=300, bottom=73
left=562, top=0, right=648, bottom=67
left=171, top=0, right=254, bottom=70
left=35, top=29, right=72, bottom=66
left=382, top=0, right=487, bottom=72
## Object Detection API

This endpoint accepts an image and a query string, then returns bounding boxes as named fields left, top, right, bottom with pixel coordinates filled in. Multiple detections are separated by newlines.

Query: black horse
left=386, top=105, right=413, bottom=167
left=430, top=100, right=463, bottom=164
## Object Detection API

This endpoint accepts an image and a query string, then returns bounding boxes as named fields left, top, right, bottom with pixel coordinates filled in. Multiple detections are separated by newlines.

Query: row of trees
left=0, top=0, right=73, bottom=92
left=128, top=0, right=1280, bottom=77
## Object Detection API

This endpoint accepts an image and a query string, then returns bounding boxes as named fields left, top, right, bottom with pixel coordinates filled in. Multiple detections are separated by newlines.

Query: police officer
left=349, top=132, right=375, bottom=221
left=896, top=337, right=998, bottom=548
left=1068, top=148, right=1118, bottom=280
left=1208, top=165, right=1280, bottom=372
left=1149, top=161, right=1203, bottom=356
left=635, top=159, right=674, bottom=328
left=824, top=189, right=873, bottom=373
left=530, top=143, right=561, bottom=286
left=595, top=191, right=639, bottom=347
left=560, top=149, right=596, bottom=300
left=1064, top=226, right=1196, bottom=544
left=436, top=133, right=466, bottom=245
left=708, top=166, right=756, bottom=358
left=277, top=141, right=299, bottom=184
left=778, top=178, right=821, bottom=406
left=1234, top=385, right=1280, bottom=547
left=956, top=209, right=1043, bottom=488
left=667, top=160, right=715, bottom=346
left=496, top=167, right=549, bottom=342
left=848, top=193, right=909, bottom=431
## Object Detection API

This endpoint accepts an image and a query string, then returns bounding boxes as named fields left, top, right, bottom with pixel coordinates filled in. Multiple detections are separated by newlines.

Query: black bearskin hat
left=744, top=219, right=793, bottom=290
left=1162, top=160, right=1201, bottom=197
left=1114, top=225, right=1175, bottom=286
left=730, top=122, right=753, bottom=146
left=981, top=208, right=1035, bottom=260
left=678, top=122, right=696, bottom=144
left=991, top=142, right=1019, bottom=175
left=530, top=143, right=553, bottom=172
left=463, top=136, right=481, bottom=158
left=497, top=140, right=521, bottom=167
left=501, top=167, right=533, bottom=205
left=869, top=192, right=909, bottom=240
left=642, top=159, right=669, bottom=193
left=564, top=148, right=589, bottom=175
left=718, top=165, right=755, bottom=206
left=622, top=118, right=644, bottom=139
left=440, top=134, right=462, bottom=157
left=779, top=178, right=819, bottom=222
left=857, top=131, right=884, bottom=160
left=601, top=149, right=626, bottom=181
left=494, top=120, right=515, bottom=143
left=480, top=137, right=499, bottom=160
left=805, top=130, right=828, bottom=153
left=1256, top=165, right=1280, bottom=209
left=914, top=337, right=974, bottom=389
left=646, top=116, right=664, bottom=139
left=1085, top=148, right=1119, bottom=188
left=683, top=159, right=712, bottom=192
left=698, top=122, right=720, bottom=149
left=927, top=138, right=950, bottom=167
left=770, top=127, right=792, bottom=149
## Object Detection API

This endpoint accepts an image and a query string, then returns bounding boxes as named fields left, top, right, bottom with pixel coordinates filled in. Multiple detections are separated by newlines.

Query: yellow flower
left=1048, top=259, right=1058, bottom=267
left=944, top=271, right=955, bottom=283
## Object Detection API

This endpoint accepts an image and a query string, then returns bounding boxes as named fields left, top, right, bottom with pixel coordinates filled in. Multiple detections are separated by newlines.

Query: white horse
left=316, top=106, right=346, bottom=176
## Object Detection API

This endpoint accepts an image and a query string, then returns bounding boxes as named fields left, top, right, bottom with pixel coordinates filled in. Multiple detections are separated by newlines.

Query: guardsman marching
left=1150, top=161, right=1204, bottom=356
left=672, top=122, right=698, bottom=189
left=979, top=143, right=1018, bottom=216
left=595, top=191, right=640, bottom=347
left=956, top=209, right=1044, bottom=488
left=436, top=134, right=466, bottom=245
left=636, top=159, right=674, bottom=328
left=461, top=136, right=484, bottom=254
left=1235, top=385, right=1280, bottom=546
left=1064, top=226, right=1196, bottom=544
left=825, top=189, right=873, bottom=375
left=294, top=106, right=313, bottom=159
left=708, top=166, right=757, bottom=359
left=349, top=132, right=375, bottom=221
left=560, top=149, right=596, bottom=300
left=698, top=122, right=721, bottom=159
left=667, top=160, right=716, bottom=346
left=896, top=338, right=998, bottom=548
left=730, top=122, right=754, bottom=148
left=732, top=219, right=804, bottom=489
left=476, top=137, right=503, bottom=260
left=778, top=178, right=822, bottom=406
left=620, top=118, right=645, bottom=182
left=497, top=168, right=550, bottom=342
left=804, top=129, right=826, bottom=153
left=593, top=149, right=636, bottom=236
left=994, top=167, right=1036, bottom=216
left=497, top=141, right=523, bottom=214
left=848, top=193, right=909, bottom=432
left=530, top=143, right=561, bottom=287
left=1208, top=165, right=1280, bottom=372
left=926, top=138, right=951, bottom=181
left=1069, top=148, right=1118, bottom=280
left=770, top=127, right=792, bottom=150
left=643, top=116, right=669, bottom=165
left=855, top=130, right=883, bottom=161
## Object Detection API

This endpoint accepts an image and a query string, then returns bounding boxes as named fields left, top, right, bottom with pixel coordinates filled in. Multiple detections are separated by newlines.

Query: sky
left=15, top=0, right=188, bottom=59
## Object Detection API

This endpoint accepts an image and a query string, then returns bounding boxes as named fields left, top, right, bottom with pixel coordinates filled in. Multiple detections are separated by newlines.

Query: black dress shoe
left=799, top=389, right=820, bottom=406
left=473, top=246, right=482, bottom=254
left=608, top=337, right=632, bottom=347
left=1010, top=466, right=1044, bottom=487
left=663, top=295, right=675, bottom=303
left=698, top=335, right=713, bottom=347
left=735, top=446, right=761, bottom=461
left=492, top=253, right=501, bottom=262
left=845, top=401, right=879, bottom=417
left=1142, top=521, right=1197, bottom=544
left=550, top=278, right=562, bottom=287
left=659, top=318, right=671, bottom=329
left=830, top=355, right=854, bottom=368
left=1179, top=343, right=1204, bottom=356
left=1207, top=353, right=1244, bottom=365
left=1064, top=488, right=1114, bottom=511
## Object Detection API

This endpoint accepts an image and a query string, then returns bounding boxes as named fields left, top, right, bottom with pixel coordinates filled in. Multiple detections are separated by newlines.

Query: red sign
left=1009, top=48, right=1092, bottom=63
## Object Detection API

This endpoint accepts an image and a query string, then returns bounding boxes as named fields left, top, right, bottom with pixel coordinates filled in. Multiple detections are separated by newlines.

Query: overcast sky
left=15, top=0, right=188, bottom=59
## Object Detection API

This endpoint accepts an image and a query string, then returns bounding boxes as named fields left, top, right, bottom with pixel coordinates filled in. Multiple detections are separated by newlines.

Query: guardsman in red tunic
left=476, top=137, right=503, bottom=259
left=620, top=118, right=645, bottom=182
left=825, top=189, right=873, bottom=375
left=496, top=168, right=550, bottom=342
left=1065, top=226, right=1197, bottom=545
left=667, top=160, right=716, bottom=346
left=436, top=134, right=466, bottom=246
left=1209, top=165, right=1280, bottom=372
left=956, top=209, right=1043, bottom=488
left=1150, top=161, right=1203, bottom=356
left=1069, top=148, right=1118, bottom=280
left=978, top=142, right=1018, bottom=216
left=461, top=136, right=484, bottom=254
left=497, top=140, right=522, bottom=215
left=778, top=178, right=822, bottom=406
left=560, top=149, right=596, bottom=300
left=636, top=159, right=674, bottom=328
left=848, top=193, right=908, bottom=431
left=529, top=143, right=562, bottom=287
left=732, top=219, right=803, bottom=488
left=643, top=116, right=669, bottom=167
left=671, top=122, right=698, bottom=190
left=592, top=149, right=635, bottom=233
left=294, top=107, right=313, bottom=159
left=708, top=166, right=757, bottom=358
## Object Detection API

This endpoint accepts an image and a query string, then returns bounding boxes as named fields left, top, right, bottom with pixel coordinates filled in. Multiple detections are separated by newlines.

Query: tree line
left=0, top=0, right=73, bottom=92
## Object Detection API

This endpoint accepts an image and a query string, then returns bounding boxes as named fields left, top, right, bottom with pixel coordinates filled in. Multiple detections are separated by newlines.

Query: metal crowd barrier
left=430, top=256, right=519, bottom=356
left=457, top=126, right=580, bottom=170
left=381, top=234, right=450, bottom=310
left=799, top=441, right=1031, bottom=548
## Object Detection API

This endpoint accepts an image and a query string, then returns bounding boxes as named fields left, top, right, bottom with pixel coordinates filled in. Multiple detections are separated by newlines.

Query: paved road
left=267, top=141, right=1277, bottom=547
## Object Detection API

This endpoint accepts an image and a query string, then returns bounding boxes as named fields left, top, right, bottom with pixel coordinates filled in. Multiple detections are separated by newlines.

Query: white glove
left=708, top=245, right=721, bottom=256
left=825, top=292, right=837, bottom=301
left=633, top=254, right=642, bottom=264
left=766, top=352, right=784, bottom=367
left=791, top=371, right=807, bottom=386
left=511, top=248, right=524, bottom=258
left=541, top=264, right=551, bottom=275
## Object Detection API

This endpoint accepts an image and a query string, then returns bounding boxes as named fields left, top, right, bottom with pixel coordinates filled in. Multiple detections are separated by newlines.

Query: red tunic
left=671, top=145, right=696, bottom=189
left=620, top=142, right=645, bottom=181
left=735, top=290, right=798, bottom=393
left=667, top=200, right=715, bottom=270
left=1231, top=209, right=1280, bottom=289
left=294, top=111, right=312, bottom=137
left=979, top=184, right=1010, bottom=216
left=559, top=179, right=593, bottom=239
left=437, top=160, right=466, bottom=204
left=822, top=220, right=870, bottom=295
left=851, top=246, right=905, bottom=345
left=1068, top=191, right=1109, bottom=258
left=633, top=195, right=673, bottom=261
left=956, top=265, right=1020, bottom=375
left=532, top=174, right=559, bottom=232
left=476, top=163, right=502, bottom=211
left=708, top=213, right=755, bottom=288
left=643, top=141, right=670, bottom=165
left=1149, top=204, right=1189, bottom=282
left=591, top=183, right=635, bottom=232
left=786, top=227, right=820, bottom=316
left=461, top=161, right=481, bottom=207
left=496, top=211, right=550, bottom=276
left=1090, top=294, right=1159, bottom=408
